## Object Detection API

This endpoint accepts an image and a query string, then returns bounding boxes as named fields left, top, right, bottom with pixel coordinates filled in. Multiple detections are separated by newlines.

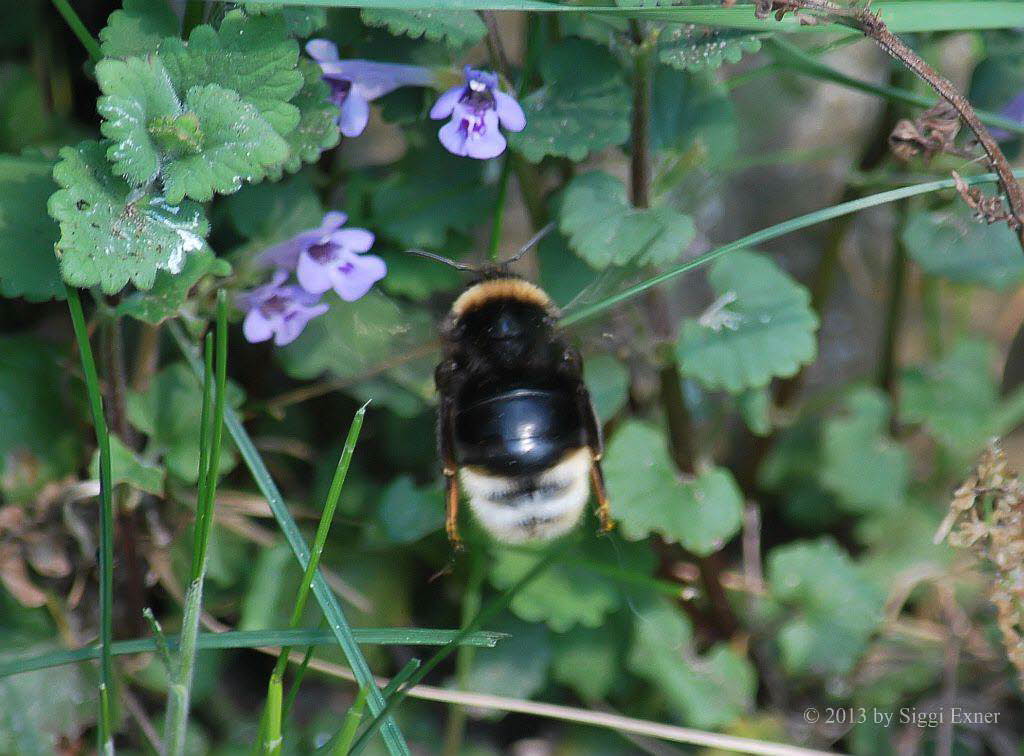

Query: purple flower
left=259, top=212, right=387, bottom=302
left=991, top=91, right=1024, bottom=142
left=306, top=40, right=434, bottom=138
left=238, top=270, right=329, bottom=346
left=430, top=66, right=526, bottom=160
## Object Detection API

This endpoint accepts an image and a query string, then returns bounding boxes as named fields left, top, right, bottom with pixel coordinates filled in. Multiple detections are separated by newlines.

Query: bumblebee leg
left=590, top=457, right=614, bottom=533
left=444, top=470, right=464, bottom=550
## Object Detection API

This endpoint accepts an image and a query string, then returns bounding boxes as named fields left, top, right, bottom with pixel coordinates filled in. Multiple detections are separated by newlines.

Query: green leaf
left=375, top=476, right=443, bottom=543
left=89, top=434, right=165, bottom=496
left=96, top=56, right=183, bottom=186
left=361, top=9, right=486, bottom=47
left=767, top=538, right=884, bottom=676
left=650, top=65, right=738, bottom=162
left=371, top=141, right=496, bottom=248
left=489, top=543, right=621, bottom=632
left=657, top=26, right=763, bottom=72
left=552, top=624, right=620, bottom=700
left=223, top=171, right=324, bottom=241
left=115, top=248, right=231, bottom=325
left=245, top=5, right=329, bottom=38
left=820, top=387, right=908, bottom=514
left=738, top=387, right=772, bottom=436
left=675, top=250, right=818, bottom=392
left=604, top=420, right=743, bottom=555
left=508, top=38, right=632, bottom=163
left=559, top=172, right=695, bottom=269
left=584, top=354, right=630, bottom=423
left=0, top=336, right=80, bottom=502
left=158, top=84, right=291, bottom=203
left=377, top=250, right=461, bottom=300
left=98, top=0, right=179, bottom=58
left=127, top=362, right=244, bottom=483
left=628, top=599, right=754, bottom=728
left=48, top=140, right=210, bottom=295
left=0, top=155, right=62, bottom=302
left=901, top=201, right=1024, bottom=290
left=901, top=339, right=1024, bottom=456
left=463, top=616, right=551, bottom=702
left=271, top=60, right=341, bottom=178
left=160, top=9, right=303, bottom=136
left=277, top=291, right=436, bottom=415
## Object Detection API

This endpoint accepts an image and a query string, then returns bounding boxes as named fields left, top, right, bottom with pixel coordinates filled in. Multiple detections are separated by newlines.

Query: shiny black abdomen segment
left=453, top=387, right=586, bottom=476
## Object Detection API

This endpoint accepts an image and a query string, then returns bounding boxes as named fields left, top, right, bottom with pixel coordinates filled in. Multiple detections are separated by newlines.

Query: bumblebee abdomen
left=453, top=386, right=586, bottom=475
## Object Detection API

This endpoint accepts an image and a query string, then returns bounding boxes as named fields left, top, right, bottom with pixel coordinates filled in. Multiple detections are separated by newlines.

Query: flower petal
left=243, top=310, right=275, bottom=343
left=330, top=253, right=387, bottom=302
left=296, top=251, right=334, bottom=295
left=274, top=303, right=329, bottom=346
left=430, top=86, right=463, bottom=120
left=320, top=211, right=348, bottom=233
left=306, top=39, right=340, bottom=65
left=338, top=93, right=371, bottom=138
left=494, top=91, right=526, bottom=132
left=332, top=228, right=375, bottom=254
left=465, top=128, right=506, bottom=160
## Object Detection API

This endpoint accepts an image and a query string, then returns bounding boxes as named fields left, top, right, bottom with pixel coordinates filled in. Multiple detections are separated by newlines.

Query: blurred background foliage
left=1, top=1, right=1024, bottom=753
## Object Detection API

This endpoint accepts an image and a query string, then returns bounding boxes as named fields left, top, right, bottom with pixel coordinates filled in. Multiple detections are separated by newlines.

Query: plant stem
left=66, top=286, right=116, bottom=752
left=877, top=208, right=909, bottom=411
left=441, top=553, right=486, bottom=756
left=332, top=688, right=369, bottom=756
left=50, top=0, right=101, bottom=62
left=488, top=156, right=514, bottom=262
left=165, top=293, right=228, bottom=756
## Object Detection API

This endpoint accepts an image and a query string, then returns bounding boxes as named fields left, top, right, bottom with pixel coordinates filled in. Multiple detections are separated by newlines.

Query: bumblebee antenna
left=501, top=222, right=556, bottom=267
left=406, top=249, right=478, bottom=272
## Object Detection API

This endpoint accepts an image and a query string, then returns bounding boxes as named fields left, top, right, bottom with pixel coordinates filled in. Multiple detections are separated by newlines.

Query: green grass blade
left=168, top=324, right=411, bottom=756
left=331, top=687, right=368, bottom=756
left=381, top=659, right=421, bottom=700
left=0, top=629, right=507, bottom=679
left=165, top=292, right=229, bottom=756
left=561, top=169, right=1024, bottom=328
left=261, top=402, right=368, bottom=754
left=281, top=640, right=318, bottom=723
left=769, top=38, right=1024, bottom=137
left=235, top=1, right=1024, bottom=33
left=348, top=541, right=569, bottom=755
left=191, top=334, right=214, bottom=581
left=65, top=285, right=116, bottom=753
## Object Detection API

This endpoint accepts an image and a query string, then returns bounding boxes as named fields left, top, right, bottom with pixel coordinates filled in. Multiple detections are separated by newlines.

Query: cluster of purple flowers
left=238, top=41, right=528, bottom=346
left=307, top=40, right=526, bottom=160
left=238, top=212, right=386, bottom=346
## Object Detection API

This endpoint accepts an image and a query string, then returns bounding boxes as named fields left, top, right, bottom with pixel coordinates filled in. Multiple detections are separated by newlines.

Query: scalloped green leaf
left=585, top=354, right=629, bottom=423
left=559, top=171, right=695, bottom=270
left=675, top=250, right=818, bottom=392
left=361, top=9, right=485, bottom=48
left=89, top=434, right=165, bottom=496
left=48, top=141, right=210, bottom=295
left=552, top=625, right=620, bottom=700
left=127, top=363, right=244, bottom=483
left=245, top=5, right=328, bottom=38
left=901, top=339, right=1024, bottom=456
left=160, top=83, right=290, bottom=203
left=99, top=0, right=179, bottom=58
left=821, top=388, right=908, bottom=514
left=604, top=421, right=743, bottom=555
left=0, top=155, right=62, bottom=302
left=160, top=9, right=303, bottom=135
left=902, top=201, right=1024, bottom=290
left=767, top=538, right=884, bottom=676
left=115, top=248, right=231, bottom=325
left=628, top=599, right=755, bottom=728
left=658, top=26, right=763, bottom=72
left=508, top=38, right=632, bottom=163
left=96, top=56, right=182, bottom=186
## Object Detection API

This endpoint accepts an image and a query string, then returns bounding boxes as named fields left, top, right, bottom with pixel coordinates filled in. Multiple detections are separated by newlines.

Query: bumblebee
left=421, top=230, right=613, bottom=548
